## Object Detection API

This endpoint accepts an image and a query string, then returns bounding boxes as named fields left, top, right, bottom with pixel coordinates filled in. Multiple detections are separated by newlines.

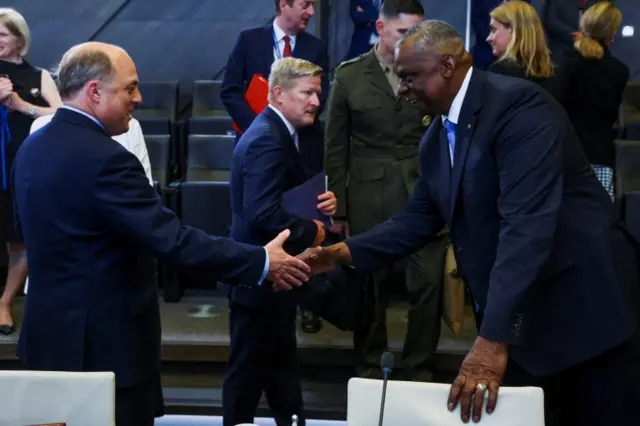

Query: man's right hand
left=297, top=242, right=352, bottom=274
left=265, top=229, right=311, bottom=291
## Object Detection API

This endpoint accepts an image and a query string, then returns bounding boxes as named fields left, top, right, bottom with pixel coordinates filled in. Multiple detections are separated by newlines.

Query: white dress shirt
left=273, top=21, right=297, bottom=60
left=441, top=67, right=473, bottom=164
left=30, top=112, right=154, bottom=185
left=268, top=104, right=298, bottom=149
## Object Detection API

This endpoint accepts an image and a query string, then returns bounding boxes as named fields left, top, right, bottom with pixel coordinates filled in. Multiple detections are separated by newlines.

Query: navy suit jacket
left=345, top=0, right=379, bottom=61
left=346, top=70, right=634, bottom=377
left=13, top=108, right=267, bottom=387
left=229, top=107, right=318, bottom=310
left=221, top=24, right=328, bottom=175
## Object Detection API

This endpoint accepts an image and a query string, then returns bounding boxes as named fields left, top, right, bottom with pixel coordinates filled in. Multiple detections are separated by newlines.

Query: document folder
left=282, top=172, right=332, bottom=227
left=232, top=73, right=269, bottom=134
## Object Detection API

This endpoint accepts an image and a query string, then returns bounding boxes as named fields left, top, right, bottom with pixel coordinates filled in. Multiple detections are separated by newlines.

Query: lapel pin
left=467, top=124, right=471, bottom=130
left=422, top=115, right=431, bottom=127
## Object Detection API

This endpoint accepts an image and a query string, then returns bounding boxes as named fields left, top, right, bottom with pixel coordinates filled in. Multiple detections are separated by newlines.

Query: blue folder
left=282, top=172, right=332, bottom=227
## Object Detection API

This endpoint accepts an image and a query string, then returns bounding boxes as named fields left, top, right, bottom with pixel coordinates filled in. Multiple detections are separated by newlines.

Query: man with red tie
left=221, top=0, right=328, bottom=178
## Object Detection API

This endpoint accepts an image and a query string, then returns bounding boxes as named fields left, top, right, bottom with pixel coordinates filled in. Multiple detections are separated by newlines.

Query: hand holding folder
left=282, top=172, right=333, bottom=228
left=232, top=73, right=270, bottom=134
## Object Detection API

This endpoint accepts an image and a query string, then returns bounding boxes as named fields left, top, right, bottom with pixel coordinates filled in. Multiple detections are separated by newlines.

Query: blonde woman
left=486, top=1, right=565, bottom=103
left=0, top=8, right=61, bottom=334
left=563, top=2, right=628, bottom=199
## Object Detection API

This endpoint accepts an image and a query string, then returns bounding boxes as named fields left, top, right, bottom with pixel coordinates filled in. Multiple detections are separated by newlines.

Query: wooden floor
left=0, top=292, right=478, bottom=418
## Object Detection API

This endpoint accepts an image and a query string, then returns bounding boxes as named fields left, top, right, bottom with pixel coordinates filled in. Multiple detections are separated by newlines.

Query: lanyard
left=273, top=30, right=282, bottom=60
left=0, top=106, right=11, bottom=191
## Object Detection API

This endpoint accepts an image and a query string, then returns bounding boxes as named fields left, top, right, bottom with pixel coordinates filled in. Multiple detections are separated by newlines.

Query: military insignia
left=30, top=87, right=40, bottom=98
left=422, top=115, right=432, bottom=127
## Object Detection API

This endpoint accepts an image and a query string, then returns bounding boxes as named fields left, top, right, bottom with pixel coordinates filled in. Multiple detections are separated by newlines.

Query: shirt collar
left=268, top=104, right=296, bottom=136
left=273, top=21, right=297, bottom=43
left=374, top=44, right=393, bottom=72
left=442, top=67, right=473, bottom=126
left=61, top=105, right=106, bottom=132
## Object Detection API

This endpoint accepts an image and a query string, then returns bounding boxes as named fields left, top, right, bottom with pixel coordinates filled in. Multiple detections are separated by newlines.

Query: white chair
left=0, top=370, right=115, bottom=426
left=347, top=378, right=544, bottom=426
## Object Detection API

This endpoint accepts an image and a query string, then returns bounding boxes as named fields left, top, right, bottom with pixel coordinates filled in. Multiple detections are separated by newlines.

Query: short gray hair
left=268, top=57, right=322, bottom=103
left=56, top=48, right=116, bottom=100
left=399, top=20, right=467, bottom=58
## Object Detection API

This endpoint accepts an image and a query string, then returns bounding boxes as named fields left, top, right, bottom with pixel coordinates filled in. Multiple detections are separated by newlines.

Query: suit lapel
left=363, top=50, right=396, bottom=101
left=264, top=107, right=307, bottom=179
left=449, top=71, right=483, bottom=219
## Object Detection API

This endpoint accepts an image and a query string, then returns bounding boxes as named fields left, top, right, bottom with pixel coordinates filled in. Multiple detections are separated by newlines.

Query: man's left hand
left=447, top=336, right=508, bottom=423
left=317, top=191, right=337, bottom=216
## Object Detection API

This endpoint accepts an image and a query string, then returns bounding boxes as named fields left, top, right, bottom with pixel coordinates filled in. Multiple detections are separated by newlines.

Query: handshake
left=263, top=229, right=352, bottom=291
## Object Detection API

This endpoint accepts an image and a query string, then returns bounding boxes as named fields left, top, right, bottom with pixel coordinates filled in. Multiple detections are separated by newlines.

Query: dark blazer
left=531, top=0, right=599, bottom=61
left=13, top=108, right=267, bottom=388
left=345, top=0, right=379, bottom=61
left=487, top=58, right=568, bottom=107
left=561, top=48, right=630, bottom=167
left=229, top=106, right=318, bottom=310
left=345, top=69, right=634, bottom=377
left=221, top=24, right=328, bottom=175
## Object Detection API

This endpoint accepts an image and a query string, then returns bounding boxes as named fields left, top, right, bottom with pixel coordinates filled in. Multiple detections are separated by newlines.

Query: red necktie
left=283, top=35, right=292, bottom=57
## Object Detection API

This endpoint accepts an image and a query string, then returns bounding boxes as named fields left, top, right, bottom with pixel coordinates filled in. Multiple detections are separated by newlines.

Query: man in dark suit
left=345, top=0, right=381, bottom=61
left=223, top=57, right=336, bottom=426
left=221, top=0, right=328, bottom=176
left=531, top=0, right=599, bottom=62
left=302, top=20, right=640, bottom=426
left=222, top=0, right=329, bottom=331
left=12, top=42, right=311, bottom=426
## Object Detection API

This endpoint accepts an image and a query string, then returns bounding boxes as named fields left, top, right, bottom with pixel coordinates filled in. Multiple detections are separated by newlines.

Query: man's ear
left=440, top=54, right=456, bottom=78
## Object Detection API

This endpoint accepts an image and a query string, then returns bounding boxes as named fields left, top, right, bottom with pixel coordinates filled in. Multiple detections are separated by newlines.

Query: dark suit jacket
left=13, top=108, right=266, bottom=387
left=488, top=58, right=569, bottom=107
left=345, top=69, right=634, bottom=377
left=561, top=47, right=630, bottom=167
left=532, top=0, right=600, bottom=61
left=345, top=0, right=379, bottom=61
left=221, top=24, right=328, bottom=175
left=229, top=106, right=318, bottom=310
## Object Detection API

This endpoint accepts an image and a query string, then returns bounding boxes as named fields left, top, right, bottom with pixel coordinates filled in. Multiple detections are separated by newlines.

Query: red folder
left=232, top=73, right=269, bottom=134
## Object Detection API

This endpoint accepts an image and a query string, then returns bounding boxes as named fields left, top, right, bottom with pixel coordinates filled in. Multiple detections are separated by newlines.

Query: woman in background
left=0, top=8, right=61, bottom=334
left=485, top=0, right=566, bottom=105
left=562, top=2, right=628, bottom=199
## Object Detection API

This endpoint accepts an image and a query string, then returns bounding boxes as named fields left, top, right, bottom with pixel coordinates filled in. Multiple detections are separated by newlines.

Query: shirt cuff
left=258, top=247, right=269, bottom=286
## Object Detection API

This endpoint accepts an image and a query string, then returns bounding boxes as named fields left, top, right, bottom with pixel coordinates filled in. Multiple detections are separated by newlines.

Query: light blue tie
left=444, top=118, right=456, bottom=166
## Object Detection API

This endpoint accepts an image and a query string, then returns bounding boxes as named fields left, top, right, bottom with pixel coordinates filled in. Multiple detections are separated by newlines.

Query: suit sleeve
left=324, top=73, right=351, bottom=218
left=543, top=0, right=575, bottom=46
left=242, top=135, right=318, bottom=252
left=351, top=0, right=379, bottom=24
left=93, top=150, right=267, bottom=286
left=346, top=135, right=446, bottom=271
left=220, top=31, right=256, bottom=132
left=479, top=89, right=564, bottom=345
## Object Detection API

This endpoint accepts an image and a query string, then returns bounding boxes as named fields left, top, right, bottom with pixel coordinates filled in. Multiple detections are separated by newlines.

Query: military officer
left=324, top=0, right=448, bottom=381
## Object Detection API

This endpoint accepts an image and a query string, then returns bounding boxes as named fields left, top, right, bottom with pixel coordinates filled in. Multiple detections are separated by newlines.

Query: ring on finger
left=476, top=383, right=488, bottom=392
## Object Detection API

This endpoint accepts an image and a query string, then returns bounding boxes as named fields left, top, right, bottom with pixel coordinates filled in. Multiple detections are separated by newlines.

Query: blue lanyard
left=273, top=29, right=282, bottom=60
left=0, top=106, right=10, bottom=191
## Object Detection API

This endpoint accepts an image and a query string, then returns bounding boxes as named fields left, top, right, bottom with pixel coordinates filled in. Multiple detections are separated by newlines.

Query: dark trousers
left=354, top=234, right=447, bottom=381
left=115, top=372, right=164, bottom=426
left=503, top=338, right=640, bottom=426
left=223, top=302, right=303, bottom=426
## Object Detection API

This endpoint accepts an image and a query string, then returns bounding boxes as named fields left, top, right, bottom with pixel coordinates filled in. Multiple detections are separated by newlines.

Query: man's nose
left=310, top=93, right=320, bottom=106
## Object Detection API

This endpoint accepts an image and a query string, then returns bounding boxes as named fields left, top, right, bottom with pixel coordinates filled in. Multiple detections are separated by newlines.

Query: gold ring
left=476, top=383, right=488, bottom=391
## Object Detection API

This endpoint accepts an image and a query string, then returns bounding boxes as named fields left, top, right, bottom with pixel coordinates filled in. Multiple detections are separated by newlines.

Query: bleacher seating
left=615, top=139, right=640, bottom=195
left=145, top=134, right=171, bottom=187
left=189, top=115, right=235, bottom=136
left=192, top=80, right=227, bottom=116
left=186, top=134, right=235, bottom=181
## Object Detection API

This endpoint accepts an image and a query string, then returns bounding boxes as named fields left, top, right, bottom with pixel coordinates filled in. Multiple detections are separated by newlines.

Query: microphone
left=378, top=351, right=395, bottom=426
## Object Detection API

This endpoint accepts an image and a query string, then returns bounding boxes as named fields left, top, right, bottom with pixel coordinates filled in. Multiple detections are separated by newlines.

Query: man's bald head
left=56, top=42, right=128, bottom=100
left=55, top=42, right=141, bottom=137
